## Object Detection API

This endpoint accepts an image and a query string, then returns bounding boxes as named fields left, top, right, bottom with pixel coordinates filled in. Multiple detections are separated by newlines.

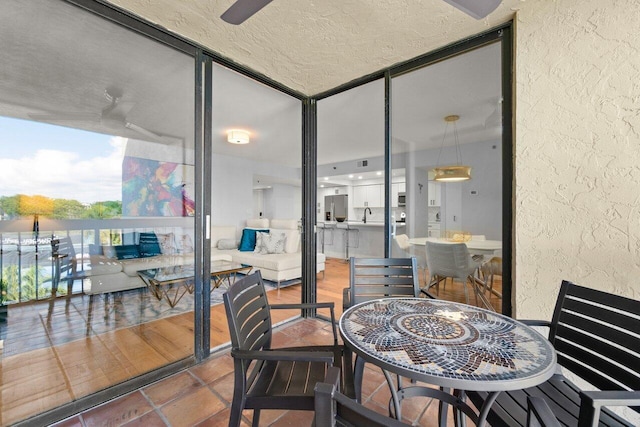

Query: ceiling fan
left=29, top=87, right=134, bottom=123
left=221, top=0, right=502, bottom=25
left=28, top=88, right=182, bottom=144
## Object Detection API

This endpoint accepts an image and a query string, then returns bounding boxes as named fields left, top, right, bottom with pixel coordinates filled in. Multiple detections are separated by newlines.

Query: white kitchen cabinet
left=427, top=181, right=441, bottom=206
left=353, top=184, right=383, bottom=207
left=353, top=185, right=367, bottom=207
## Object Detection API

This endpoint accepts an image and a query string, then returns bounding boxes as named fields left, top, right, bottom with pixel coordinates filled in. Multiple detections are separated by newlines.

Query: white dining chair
left=425, top=241, right=484, bottom=306
left=394, top=234, right=428, bottom=285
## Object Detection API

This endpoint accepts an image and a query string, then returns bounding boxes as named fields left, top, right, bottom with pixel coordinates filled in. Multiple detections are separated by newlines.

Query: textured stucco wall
left=514, top=0, right=640, bottom=318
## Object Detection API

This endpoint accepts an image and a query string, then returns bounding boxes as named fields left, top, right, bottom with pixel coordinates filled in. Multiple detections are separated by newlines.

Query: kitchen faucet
left=363, top=207, right=372, bottom=223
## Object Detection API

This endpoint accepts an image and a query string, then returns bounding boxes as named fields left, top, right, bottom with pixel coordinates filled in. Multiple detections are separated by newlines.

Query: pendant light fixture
left=433, top=115, right=471, bottom=182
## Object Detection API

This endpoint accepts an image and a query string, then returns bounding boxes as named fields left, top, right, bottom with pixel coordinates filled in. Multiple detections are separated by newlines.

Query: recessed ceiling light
left=324, top=177, right=329, bottom=181
left=376, top=171, right=382, bottom=176
left=358, top=176, right=363, bottom=179
left=348, top=174, right=354, bottom=178
left=320, top=184, right=325, bottom=188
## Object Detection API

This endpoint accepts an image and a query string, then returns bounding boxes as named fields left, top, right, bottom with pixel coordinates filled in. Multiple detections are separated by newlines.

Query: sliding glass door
left=0, top=0, right=196, bottom=423
left=391, top=40, right=505, bottom=312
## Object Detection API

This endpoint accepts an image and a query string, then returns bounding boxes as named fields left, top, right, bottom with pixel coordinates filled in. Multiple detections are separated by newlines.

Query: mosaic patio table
left=339, top=298, right=556, bottom=426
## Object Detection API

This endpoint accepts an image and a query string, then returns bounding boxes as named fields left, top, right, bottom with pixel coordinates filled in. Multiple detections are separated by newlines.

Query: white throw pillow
left=270, top=228, right=300, bottom=253
left=254, top=232, right=269, bottom=254
left=264, top=232, right=286, bottom=254
left=157, top=233, right=177, bottom=255
left=255, top=231, right=286, bottom=254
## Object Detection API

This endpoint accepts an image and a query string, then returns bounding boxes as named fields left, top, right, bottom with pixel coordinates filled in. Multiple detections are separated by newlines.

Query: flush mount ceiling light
left=227, top=129, right=250, bottom=144
left=433, top=115, right=471, bottom=182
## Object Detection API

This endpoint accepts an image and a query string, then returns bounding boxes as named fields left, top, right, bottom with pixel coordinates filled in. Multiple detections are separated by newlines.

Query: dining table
left=339, top=298, right=556, bottom=427
left=408, top=236, right=502, bottom=256
left=409, top=236, right=503, bottom=301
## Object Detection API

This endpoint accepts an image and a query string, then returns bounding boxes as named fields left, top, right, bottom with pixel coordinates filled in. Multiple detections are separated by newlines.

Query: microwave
left=398, top=192, right=406, bottom=207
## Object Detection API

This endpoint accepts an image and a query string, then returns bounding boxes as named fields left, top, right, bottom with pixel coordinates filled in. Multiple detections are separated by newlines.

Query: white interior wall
left=515, top=0, right=640, bottom=318
left=262, top=183, right=301, bottom=220
left=460, top=140, right=502, bottom=239
left=212, top=154, right=253, bottom=232
left=212, top=152, right=300, bottom=232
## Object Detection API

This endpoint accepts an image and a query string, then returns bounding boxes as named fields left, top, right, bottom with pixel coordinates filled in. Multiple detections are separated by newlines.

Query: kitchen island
left=318, top=221, right=405, bottom=259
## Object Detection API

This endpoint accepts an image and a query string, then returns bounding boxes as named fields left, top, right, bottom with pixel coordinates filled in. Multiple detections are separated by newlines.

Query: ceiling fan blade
left=103, top=100, right=135, bottom=119
left=441, top=0, right=502, bottom=19
left=125, top=122, right=183, bottom=145
left=221, top=0, right=273, bottom=25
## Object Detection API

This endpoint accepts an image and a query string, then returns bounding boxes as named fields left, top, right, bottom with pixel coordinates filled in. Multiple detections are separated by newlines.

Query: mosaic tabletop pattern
left=340, top=298, right=556, bottom=390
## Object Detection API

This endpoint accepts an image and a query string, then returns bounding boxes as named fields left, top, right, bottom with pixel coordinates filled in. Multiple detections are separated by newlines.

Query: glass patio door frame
left=310, top=24, right=513, bottom=315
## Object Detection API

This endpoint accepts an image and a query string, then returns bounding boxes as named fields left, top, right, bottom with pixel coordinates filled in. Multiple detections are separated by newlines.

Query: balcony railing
left=0, top=217, right=193, bottom=304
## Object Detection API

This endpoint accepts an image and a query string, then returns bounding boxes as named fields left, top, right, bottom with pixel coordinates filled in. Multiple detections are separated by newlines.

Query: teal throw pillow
left=115, top=244, right=140, bottom=260
left=238, top=228, right=269, bottom=251
left=139, top=232, right=162, bottom=257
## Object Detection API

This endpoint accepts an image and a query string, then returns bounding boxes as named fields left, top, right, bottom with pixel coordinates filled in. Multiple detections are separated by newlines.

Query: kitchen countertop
left=318, top=221, right=405, bottom=228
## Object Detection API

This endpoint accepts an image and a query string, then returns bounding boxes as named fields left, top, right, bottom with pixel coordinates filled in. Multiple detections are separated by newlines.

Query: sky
left=0, top=116, right=124, bottom=204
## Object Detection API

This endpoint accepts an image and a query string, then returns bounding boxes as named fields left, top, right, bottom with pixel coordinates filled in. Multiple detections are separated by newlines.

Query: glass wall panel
left=209, top=64, right=303, bottom=348
left=317, top=79, right=386, bottom=311
left=391, top=42, right=503, bottom=311
left=0, top=0, right=195, bottom=423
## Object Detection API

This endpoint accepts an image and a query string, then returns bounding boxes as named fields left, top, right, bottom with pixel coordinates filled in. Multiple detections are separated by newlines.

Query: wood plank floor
left=0, top=257, right=501, bottom=426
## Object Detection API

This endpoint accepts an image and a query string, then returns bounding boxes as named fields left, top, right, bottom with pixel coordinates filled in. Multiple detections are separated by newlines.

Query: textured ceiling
left=105, top=0, right=524, bottom=95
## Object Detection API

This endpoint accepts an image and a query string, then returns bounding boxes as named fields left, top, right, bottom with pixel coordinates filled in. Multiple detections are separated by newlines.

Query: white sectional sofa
left=210, top=218, right=326, bottom=289
left=83, top=218, right=324, bottom=294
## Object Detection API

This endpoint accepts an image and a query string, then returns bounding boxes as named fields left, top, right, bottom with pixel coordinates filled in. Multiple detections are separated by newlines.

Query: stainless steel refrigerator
left=324, top=194, right=348, bottom=221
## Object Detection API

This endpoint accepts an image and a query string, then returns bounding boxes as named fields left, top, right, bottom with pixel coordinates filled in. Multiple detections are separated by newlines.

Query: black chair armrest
left=232, top=349, right=335, bottom=364
left=271, top=302, right=335, bottom=310
left=271, top=302, right=338, bottom=344
left=519, top=319, right=551, bottom=327
left=579, top=390, right=640, bottom=425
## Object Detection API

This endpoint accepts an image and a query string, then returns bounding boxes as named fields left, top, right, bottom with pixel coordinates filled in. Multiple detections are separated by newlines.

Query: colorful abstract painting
left=122, top=156, right=195, bottom=217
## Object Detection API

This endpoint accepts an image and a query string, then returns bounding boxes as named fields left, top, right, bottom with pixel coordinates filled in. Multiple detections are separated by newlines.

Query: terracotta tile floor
left=51, top=318, right=454, bottom=427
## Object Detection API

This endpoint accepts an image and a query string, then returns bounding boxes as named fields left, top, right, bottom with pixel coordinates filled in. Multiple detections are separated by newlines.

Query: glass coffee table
left=137, top=260, right=252, bottom=307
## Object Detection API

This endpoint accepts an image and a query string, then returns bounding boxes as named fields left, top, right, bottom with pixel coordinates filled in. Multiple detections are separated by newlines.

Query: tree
left=1, top=264, right=51, bottom=302
left=0, top=195, right=21, bottom=218
left=82, top=201, right=122, bottom=219
left=18, top=194, right=55, bottom=217
left=52, top=198, right=86, bottom=219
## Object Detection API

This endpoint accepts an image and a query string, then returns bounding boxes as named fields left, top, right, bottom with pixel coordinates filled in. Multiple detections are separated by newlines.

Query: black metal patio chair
left=223, top=270, right=354, bottom=427
left=344, top=257, right=434, bottom=403
left=467, top=280, right=640, bottom=426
